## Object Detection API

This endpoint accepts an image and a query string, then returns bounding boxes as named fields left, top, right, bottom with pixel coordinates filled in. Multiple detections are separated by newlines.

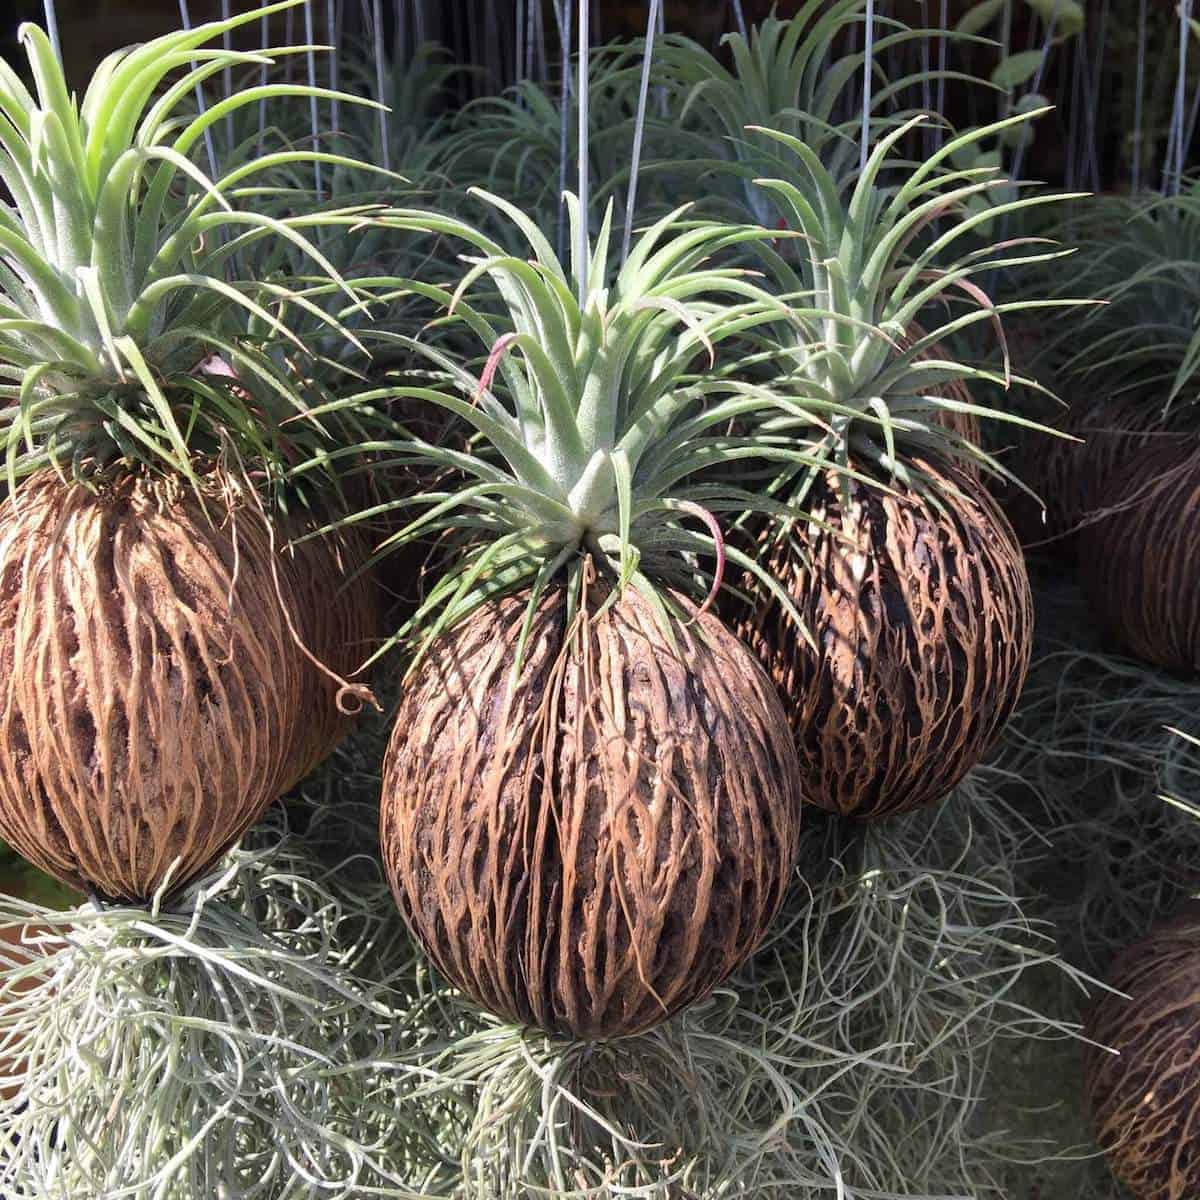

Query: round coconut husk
left=1078, top=441, right=1200, bottom=675
left=1084, top=903, right=1200, bottom=1200
left=0, top=469, right=304, bottom=901
left=1000, top=398, right=1196, bottom=555
left=380, top=582, right=802, bottom=1040
left=277, top=526, right=381, bottom=792
left=739, top=457, right=1033, bottom=821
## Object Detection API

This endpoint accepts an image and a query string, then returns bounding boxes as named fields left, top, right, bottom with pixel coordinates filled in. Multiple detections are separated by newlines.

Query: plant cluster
left=0, top=1, right=1135, bottom=1196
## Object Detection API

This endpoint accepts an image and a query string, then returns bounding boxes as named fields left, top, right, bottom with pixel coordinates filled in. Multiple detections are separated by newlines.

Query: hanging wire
left=328, top=0, right=340, bottom=140
left=860, top=0, right=875, bottom=175
left=41, top=0, right=61, bottom=64
left=622, top=0, right=662, bottom=266
left=555, top=0, right=572, bottom=262
left=731, top=0, right=749, bottom=41
left=1166, top=0, right=1194, bottom=194
left=516, top=0, right=526, bottom=89
left=935, top=0, right=948, bottom=149
left=372, top=0, right=391, bottom=171
left=178, top=0, right=221, bottom=180
left=1009, top=0, right=1064, bottom=186
left=305, top=0, right=323, bottom=197
left=578, top=0, right=591, bottom=300
left=530, top=0, right=540, bottom=85
left=1132, top=0, right=1147, bottom=191
left=655, top=1, right=667, bottom=117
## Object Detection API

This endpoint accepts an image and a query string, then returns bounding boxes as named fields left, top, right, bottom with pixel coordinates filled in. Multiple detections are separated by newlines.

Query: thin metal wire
left=860, top=0, right=875, bottom=175
left=516, top=0, right=525, bottom=88
left=557, top=0, right=572, bottom=262
left=655, top=0, right=667, bottom=117
left=41, top=0, right=61, bottom=64
left=305, top=1, right=323, bottom=197
left=1009, top=0, right=1064, bottom=187
left=622, top=0, right=662, bottom=267
left=1132, top=0, right=1147, bottom=192
left=578, top=0, right=590, bottom=300
left=373, top=0, right=391, bottom=171
left=731, top=0, right=749, bottom=41
left=1166, top=0, right=1194, bottom=194
left=178, top=0, right=221, bottom=180
left=328, top=0, right=340, bottom=139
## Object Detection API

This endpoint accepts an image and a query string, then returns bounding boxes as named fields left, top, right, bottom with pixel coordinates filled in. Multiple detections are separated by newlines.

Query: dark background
left=2, top=1, right=1197, bottom=191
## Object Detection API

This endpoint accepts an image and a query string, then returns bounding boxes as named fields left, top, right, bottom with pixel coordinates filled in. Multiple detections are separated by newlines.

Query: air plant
left=726, top=111, right=1074, bottom=820
left=346, top=191, right=817, bottom=1040
left=0, top=3, right=382, bottom=895
left=652, top=1, right=982, bottom=228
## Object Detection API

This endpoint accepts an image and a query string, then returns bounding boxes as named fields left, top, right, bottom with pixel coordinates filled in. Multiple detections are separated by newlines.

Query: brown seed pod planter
left=1001, top=398, right=1196, bottom=555
left=380, top=583, right=802, bottom=1040
left=1079, top=440, right=1200, bottom=675
left=739, top=457, right=1033, bottom=820
left=0, top=469, right=305, bottom=902
left=1084, top=903, right=1200, bottom=1200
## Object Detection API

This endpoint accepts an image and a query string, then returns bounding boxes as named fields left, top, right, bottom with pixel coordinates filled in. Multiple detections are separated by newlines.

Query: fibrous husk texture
left=742, top=457, right=1033, bottom=820
left=1080, top=442, right=1200, bottom=675
left=1002, top=398, right=1195, bottom=553
left=1084, top=904, right=1200, bottom=1200
left=0, top=469, right=302, bottom=901
left=279, top=525, right=380, bottom=790
left=381, top=583, right=802, bottom=1039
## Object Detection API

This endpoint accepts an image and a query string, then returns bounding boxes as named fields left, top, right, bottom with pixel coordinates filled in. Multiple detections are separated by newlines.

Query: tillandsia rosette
left=1029, top=187, right=1200, bottom=674
left=727, top=110, right=1081, bottom=821
left=652, top=0, right=983, bottom=228
left=0, top=1, right=386, bottom=902
left=1007, top=184, right=1200, bottom=549
left=348, top=191, right=816, bottom=1039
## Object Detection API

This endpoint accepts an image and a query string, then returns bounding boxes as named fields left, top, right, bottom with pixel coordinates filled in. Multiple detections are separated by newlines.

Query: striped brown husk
left=1084, top=903, right=1200, bottom=1200
left=739, top=457, right=1033, bottom=820
left=1079, top=441, right=1200, bottom=675
left=380, top=584, right=802, bottom=1040
left=0, top=469, right=303, bottom=901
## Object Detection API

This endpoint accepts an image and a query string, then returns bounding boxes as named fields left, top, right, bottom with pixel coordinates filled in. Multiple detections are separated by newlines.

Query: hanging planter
left=1085, top=902, right=1200, bottom=1200
left=364, top=193, right=805, bottom=1039
left=1079, top=440, right=1200, bottom=675
left=0, top=4, right=380, bottom=899
left=725, top=114, right=1061, bottom=820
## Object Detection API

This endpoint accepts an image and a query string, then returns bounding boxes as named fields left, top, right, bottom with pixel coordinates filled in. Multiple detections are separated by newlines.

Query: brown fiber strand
left=277, top=526, right=381, bottom=791
left=0, top=469, right=302, bottom=901
left=380, top=583, right=802, bottom=1040
left=1084, top=904, right=1200, bottom=1200
left=1079, top=441, right=1200, bottom=675
left=740, top=457, right=1033, bottom=821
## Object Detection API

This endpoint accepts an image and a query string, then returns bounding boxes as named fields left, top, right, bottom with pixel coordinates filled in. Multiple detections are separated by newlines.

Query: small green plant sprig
left=317, top=190, right=816, bottom=665
left=0, top=0, right=387, bottom=491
